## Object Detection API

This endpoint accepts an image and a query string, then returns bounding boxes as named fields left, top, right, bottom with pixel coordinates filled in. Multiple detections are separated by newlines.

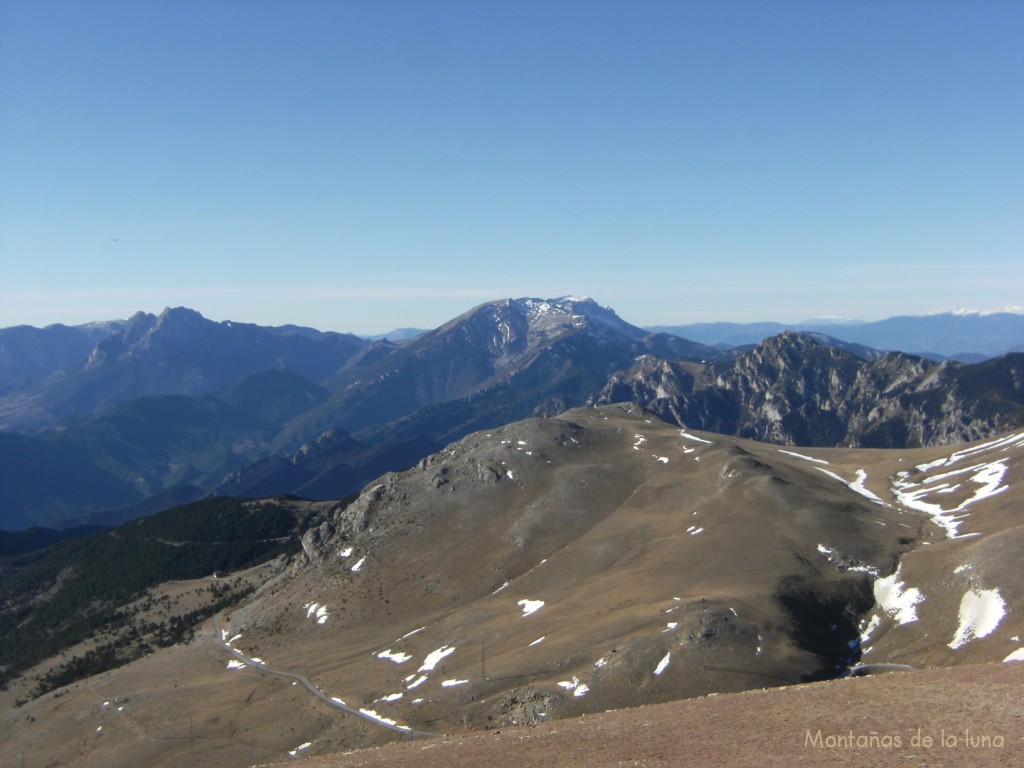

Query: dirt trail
left=212, top=613, right=437, bottom=739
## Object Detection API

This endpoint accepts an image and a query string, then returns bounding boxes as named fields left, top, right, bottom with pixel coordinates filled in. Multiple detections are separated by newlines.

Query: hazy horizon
left=4, top=298, right=1024, bottom=339
left=2, top=2, right=1021, bottom=334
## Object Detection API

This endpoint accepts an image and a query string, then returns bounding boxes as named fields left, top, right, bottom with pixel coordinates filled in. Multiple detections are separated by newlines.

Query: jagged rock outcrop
left=300, top=474, right=407, bottom=563
left=592, top=332, right=1024, bottom=447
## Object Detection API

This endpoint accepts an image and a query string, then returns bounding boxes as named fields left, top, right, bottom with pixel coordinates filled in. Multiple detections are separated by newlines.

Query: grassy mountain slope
left=2, top=409, right=1023, bottom=768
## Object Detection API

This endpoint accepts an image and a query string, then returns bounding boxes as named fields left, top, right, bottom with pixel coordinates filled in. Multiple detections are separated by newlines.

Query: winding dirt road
left=212, top=613, right=437, bottom=739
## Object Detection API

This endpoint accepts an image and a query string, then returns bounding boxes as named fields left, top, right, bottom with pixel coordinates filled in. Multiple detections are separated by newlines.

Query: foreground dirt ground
left=262, top=661, right=1023, bottom=768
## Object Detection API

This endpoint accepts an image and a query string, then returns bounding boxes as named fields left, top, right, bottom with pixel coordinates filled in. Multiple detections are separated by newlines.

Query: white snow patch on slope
left=816, top=468, right=884, bottom=504
left=441, top=679, right=470, bottom=687
left=859, top=614, right=882, bottom=646
left=778, top=449, right=829, bottom=465
left=924, top=430, right=1024, bottom=471
left=358, top=708, right=410, bottom=730
left=1003, top=648, right=1024, bottom=662
left=377, top=649, right=412, bottom=664
left=405, top=675, right=428, bottom=690
left=679, top=430, right=712, bottom=444
left=557, top=677, right=590, bottom=697
left=529, top=636, right=546, bottom=647
left=893, top=459, right=1010, bottom=538
left=518, top=599, right=545, bottom=616
left=654, top=652, right=671, bottom=675
left=948, top=588, right=1007, bottom=649
left=351, top=556, right=367, bottom=572
left=873, top=566, right=924, bottom=625
left=227, top=660, right=246, bottom=670
left=419, top=646, right=456, bottom=672
left=305, top=602, right=329, bottom=624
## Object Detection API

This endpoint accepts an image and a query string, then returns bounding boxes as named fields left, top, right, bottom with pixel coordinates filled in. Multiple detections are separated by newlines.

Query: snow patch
left=816, top=468, right=884, bottom=504
left=557, top=677, right=590, bottom=697
left=859, top=614, right=882, bottom=645
left=377, top=649, right=412, bottom=664
left=441, top=679, right=470, bottom=687
left=654, top=652, right=671, bottom=675
left=873, top=567, right=924, bottom=625
left=419, top=645, right=456, bottom=672
left=894, top=457, right=1012, bottom=539
left=948, top=588, right=1007, bottom=649
left=304, top=602, right=329, bottom=624
left=778, top=449, right=829, bottom=465
left=358, top=708, right=404, bottom=729
left=518, top=599, right=545, bottom=617
left=405, top=675, right=428, bottom=690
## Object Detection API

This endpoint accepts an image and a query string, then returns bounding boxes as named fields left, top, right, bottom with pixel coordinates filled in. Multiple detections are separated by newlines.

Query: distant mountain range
left=0, top=307, right=366, bottom=429
left=647, top=310, right=1024, bottom=361
left=2, top=299, right=1023, bottom=530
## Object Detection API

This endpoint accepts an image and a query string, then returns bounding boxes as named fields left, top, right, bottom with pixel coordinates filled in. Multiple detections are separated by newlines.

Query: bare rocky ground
left=3, top=406, right=1023, bottom=768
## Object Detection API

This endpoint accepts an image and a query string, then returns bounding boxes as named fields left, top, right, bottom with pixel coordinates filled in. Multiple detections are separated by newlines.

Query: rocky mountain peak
left=150, top=306, right=209, bottom=335
left=430, top=297, right=639, bottom=363
left=516, top=296, right=634, bottom=336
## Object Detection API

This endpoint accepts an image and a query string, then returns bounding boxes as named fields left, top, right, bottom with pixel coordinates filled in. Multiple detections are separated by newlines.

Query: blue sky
left=1, top=1, right=1021, bottom=334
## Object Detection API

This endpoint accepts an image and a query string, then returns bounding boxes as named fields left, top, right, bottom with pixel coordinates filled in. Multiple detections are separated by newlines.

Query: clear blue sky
left=1, top=1, right=1021, bottom=334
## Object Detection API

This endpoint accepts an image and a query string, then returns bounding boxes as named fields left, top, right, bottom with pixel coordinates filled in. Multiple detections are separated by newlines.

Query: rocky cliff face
left=593, top=332, right=1024, bottom=447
